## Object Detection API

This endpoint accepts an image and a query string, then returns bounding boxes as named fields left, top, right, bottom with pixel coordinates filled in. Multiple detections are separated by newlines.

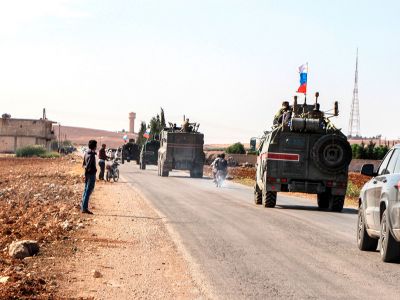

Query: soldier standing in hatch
left=81, top=140, right=97, bottom=214
left=182, top=118, right=190, bottom=132
left=273, top=101, right=290, bottom=126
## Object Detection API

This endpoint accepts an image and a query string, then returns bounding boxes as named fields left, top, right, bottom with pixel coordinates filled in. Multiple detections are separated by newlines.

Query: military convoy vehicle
left=254, top=92, right=352, bottom=212
left=121, top=139, right=140, bottom=164
left=158, top=121, right=205, bottom=178
left=139, top=140, right=160, bottom=170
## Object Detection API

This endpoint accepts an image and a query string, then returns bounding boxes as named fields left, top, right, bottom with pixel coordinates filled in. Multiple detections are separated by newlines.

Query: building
left=0, top=114, right=56, bottom=153
left=129, top=112, right=136, bottom=133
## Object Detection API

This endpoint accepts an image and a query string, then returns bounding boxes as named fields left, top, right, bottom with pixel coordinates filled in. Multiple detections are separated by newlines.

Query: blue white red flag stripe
left=297, top=63, right=308, bottom=94
left=143, top=131, right=150, bottom=139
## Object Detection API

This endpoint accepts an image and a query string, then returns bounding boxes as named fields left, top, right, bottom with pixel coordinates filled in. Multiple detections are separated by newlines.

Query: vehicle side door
left=372, top=150, right=397, bottom=229
left=375, top=149, right=400, bottom=224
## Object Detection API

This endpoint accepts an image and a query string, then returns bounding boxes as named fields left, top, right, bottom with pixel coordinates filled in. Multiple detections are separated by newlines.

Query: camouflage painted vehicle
left=254, top=93, right=352, bottom=212
left=139, top=140, right=160, bottom=170
left=121, top=139, right=140, bottom=164
left=158, top=122, right=205, bottom=178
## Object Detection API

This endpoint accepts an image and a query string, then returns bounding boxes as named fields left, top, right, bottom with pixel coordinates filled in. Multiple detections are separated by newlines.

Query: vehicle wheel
left=357, top=207, right=378, bottom=251
left=161, top=162, right=169, bottom=177
left=254, top=184, right=262, bottom=205
left=106, top=171, right=110, bottom=182
left=317, top=191, right=330, bottom=209
left=113, top=169, right=119, bottom=182
left=380, top=210, right=400, bottom=262
left=329, top=195, right=344, bottom=212
left=311, top=134, right=352, bottom=175
left=190, top=166, right=203, bottom=178
left=263, top=189, right=277, bottom=208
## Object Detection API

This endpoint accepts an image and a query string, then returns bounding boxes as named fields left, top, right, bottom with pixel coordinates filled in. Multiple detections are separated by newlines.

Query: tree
left=160, top=107, right=166, bottom=128
left=149, top=114, right=162, bottom=137
left=226, top=142, right=246, bottom=154
left=137, top=121, right=147, bottom=145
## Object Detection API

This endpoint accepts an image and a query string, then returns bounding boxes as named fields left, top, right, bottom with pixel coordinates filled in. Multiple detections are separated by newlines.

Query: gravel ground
left=0, top=156, right=84, bottom=299
left=57, top=178, right=202, bottom=299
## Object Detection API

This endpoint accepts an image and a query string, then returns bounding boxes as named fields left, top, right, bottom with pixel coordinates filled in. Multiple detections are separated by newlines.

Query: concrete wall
left=0, top=118, right=56, bottom=153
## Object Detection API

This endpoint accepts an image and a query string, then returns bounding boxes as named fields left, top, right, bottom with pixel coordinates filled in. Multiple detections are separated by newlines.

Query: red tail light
left=395, top=181, right=400, bottom=190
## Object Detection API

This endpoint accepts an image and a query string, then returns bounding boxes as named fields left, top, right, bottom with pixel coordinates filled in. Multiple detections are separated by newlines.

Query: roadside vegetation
left=351, top=141, right=389, bottom=159
left=226, top=142, right=246, bottom=154
left=15, top=145, right=60, bottom=158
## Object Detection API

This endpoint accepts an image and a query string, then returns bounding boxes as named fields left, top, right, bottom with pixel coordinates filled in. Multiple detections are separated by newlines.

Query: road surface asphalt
left=120, top=164, right=400, bottom=299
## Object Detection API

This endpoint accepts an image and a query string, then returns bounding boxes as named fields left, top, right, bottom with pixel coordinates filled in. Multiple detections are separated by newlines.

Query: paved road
left=121, top=164, right=400, bottom=299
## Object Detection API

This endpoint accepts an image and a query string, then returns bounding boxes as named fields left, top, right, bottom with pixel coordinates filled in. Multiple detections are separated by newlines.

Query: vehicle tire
left=263, top=189, right=277, bottom=208
left=329, top=195, right=344, bottom=212
left=254, top=184, right=262, bottom=205
left=357, top=207, right=378, bottom=251
left=113, top=169, right=119, bottom=182
left=190, top=166, right=203, bottom=178
left=161, top=161, right=169, bottom=177
left=311, top=134, right=352, bottom=175
left=380, top=209, right=400, bottom=262
left=317, top=191, right=330, bottom=209
left=106, top=171, right=110, bottom=182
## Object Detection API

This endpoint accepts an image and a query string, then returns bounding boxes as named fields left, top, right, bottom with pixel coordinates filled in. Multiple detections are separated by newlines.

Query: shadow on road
left=277, top=205, right=358, bottom=214
left=94, top=213, right=164, bottom=220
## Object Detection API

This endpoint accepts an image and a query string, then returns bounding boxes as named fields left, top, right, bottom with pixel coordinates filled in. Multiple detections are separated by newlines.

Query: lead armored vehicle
left=121, top=139, right=140, bottom=164
left=254, top=93, right=352, bottom=212
left=158, top=121, right=205, bottom=177
left=139, top=140, right=160, bottom=170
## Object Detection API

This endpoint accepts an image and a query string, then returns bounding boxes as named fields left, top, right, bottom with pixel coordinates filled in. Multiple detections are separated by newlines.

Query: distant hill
left=54, top=125, right=138, bottom=148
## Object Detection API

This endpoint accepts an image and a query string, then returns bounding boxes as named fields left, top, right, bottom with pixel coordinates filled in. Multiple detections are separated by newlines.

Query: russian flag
left=297, top=63, right=308, bottom=94
left=143, top=130, right=150, bottom=139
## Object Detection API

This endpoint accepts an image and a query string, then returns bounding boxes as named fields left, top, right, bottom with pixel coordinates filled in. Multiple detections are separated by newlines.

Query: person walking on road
left=81, top=139, right=97, bottom=214
left=98, top=143, right=107, bottom=180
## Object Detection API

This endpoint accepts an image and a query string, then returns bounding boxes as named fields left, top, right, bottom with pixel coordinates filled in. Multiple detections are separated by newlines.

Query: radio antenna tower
left=348, top=48, right=360, bottom=137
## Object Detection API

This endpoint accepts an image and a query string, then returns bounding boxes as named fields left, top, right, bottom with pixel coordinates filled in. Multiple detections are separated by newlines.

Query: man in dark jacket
left=81, top=140, right=97, bottom=214
left=98, top=144, right=107, bottom=180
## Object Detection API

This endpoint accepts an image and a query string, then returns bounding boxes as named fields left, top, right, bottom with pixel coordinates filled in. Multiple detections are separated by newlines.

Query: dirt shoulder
left=0, top=156, right=84, bottom=299
left=57, top=179, right=201, bottom=299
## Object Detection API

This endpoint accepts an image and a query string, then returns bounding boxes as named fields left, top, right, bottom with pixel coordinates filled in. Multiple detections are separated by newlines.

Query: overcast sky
left=1, top=0, right=399, bottom=143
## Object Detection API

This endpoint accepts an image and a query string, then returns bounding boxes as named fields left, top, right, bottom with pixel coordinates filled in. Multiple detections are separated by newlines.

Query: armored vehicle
left=254, top=93, right=352, bottom=212
left=121, top=139, right=140, bottom=164
left=158, top=121, right=205, bottom=178
left=139, top=140, right=160, bottom=170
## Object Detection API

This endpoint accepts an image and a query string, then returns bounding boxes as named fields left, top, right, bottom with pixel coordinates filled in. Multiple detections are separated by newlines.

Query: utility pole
left=348, top=48, right=361, bottom=138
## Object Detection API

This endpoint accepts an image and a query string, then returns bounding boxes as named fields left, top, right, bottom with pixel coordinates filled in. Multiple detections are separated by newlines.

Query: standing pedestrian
left=81, top=139, right=97, bottom=214
left=98, top=143, right=107, bottom=180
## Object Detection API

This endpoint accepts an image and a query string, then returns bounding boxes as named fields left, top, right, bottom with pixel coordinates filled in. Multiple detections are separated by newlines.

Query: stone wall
left=0, top=118, right=56, bottom=153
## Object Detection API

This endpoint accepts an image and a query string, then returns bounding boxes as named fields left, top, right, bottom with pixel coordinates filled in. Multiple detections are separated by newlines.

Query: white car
left=357, top=144, right=400, bottom=262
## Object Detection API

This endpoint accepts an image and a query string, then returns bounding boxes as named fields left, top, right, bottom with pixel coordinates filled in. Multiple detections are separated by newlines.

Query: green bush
left=351, top=142, right=389, bottom=160
left=226, top=142, right=246, bottom=154
left=15, top=145, right=59, bottom=158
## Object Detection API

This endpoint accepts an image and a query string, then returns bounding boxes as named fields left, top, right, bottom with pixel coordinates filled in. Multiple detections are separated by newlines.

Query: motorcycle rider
left=211, top=154, right=221, bottom=182
left=215, top=153, right=228, bottom=183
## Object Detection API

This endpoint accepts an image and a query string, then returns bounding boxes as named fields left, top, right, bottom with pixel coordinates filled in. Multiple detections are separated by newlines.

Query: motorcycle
left=106, top=160, right=120, bottom=182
